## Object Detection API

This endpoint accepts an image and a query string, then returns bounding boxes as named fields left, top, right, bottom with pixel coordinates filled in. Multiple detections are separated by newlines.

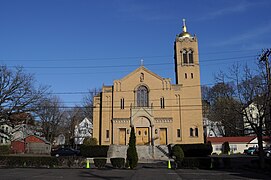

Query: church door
left=119, top=128, right=126, bottom=145
left=159, top=128, right=167, bottom=145
left=136, top=127, right=149, bottom=145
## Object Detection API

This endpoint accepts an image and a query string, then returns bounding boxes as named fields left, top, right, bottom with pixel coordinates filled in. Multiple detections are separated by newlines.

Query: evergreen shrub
left=126, top=127, right=138, bottom=169
left=83, top=137, right=98, bottom=146
left=222, top=141, right=230, bottom=154
left=172, top=145, right=184, bottom=168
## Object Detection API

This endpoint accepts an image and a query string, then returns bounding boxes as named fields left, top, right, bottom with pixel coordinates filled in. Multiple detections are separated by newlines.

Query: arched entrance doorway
left=133, top=116, right=151, bottom=145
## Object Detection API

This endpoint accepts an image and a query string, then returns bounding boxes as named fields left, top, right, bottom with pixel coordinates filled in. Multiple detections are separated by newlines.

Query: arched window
left=120, top=98, right=125, bottom=109
left=190, top=128, right=194, bottom=137
left=182, top=49, right=188, bottom=64
left=188, top=50, right=194, bottom=64
left=182, top=49, right=194, bottom=65
left=195, top=128, right=199, bottom=137
left=160, top=97, right=165, bottom=109
left=137, top=85, right=149, bottom=107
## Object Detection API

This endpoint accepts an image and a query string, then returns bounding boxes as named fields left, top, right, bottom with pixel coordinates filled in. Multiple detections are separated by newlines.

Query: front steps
left=107, top=145, right=170, bottom=161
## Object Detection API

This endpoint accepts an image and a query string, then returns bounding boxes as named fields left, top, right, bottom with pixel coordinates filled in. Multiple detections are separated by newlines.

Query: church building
left=93, top=20, right=204, bottom=145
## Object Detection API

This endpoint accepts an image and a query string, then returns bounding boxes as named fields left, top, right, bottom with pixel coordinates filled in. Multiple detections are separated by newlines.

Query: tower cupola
left=178, top=19, right=192, bottom=38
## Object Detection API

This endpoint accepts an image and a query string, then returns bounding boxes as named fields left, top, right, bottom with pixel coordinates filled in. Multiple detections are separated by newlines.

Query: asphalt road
left=0, top=167, right=270, bottom=180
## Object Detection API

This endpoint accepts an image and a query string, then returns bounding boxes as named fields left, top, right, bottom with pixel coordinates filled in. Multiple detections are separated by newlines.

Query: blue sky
left=1, top=0, right=271, bottom=106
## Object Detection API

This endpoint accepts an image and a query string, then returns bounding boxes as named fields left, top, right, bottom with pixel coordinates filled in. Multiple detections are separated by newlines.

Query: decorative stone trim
left=112, top=118, right=130, bottom=124
left=154, top=118, right=173, bottom=123
left=176, top=37, right=197, bottom=42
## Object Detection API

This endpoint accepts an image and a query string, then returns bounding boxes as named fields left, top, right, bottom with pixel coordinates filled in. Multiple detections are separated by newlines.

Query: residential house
left=53, top=133, right=66, bottom=146
left=203, top=118, right=224, bottom=137
left=74, top=117, right=93, bottom=145
left=11, top=135, right=51, bottom=154
left=243, top=102, right=266, bottom=136
left=207, top=136, right=271, bottom=154
left=0, top=123, right=13, bottom=145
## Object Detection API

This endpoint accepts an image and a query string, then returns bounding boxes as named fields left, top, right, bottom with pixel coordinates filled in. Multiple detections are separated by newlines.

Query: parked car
left=264, top=147, right=271, bottom=157
left=244, top=147, right=258, bottom=155
left=244, top=147, right=271, bottom=157
left=51, top=147, right=80, bottom=157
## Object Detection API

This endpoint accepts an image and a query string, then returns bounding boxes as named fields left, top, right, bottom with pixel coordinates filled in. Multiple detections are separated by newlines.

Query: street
left=0, top=166, right=270, bottom=180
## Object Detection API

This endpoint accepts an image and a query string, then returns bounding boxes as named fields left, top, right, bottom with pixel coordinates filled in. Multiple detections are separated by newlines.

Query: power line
left=51, top=83, right=214, bottom=95
left=33, top=105, right=205, bottom=111
left=0, top=49, right=260, bottom=62
left=4, top=54, right=256, bottom=70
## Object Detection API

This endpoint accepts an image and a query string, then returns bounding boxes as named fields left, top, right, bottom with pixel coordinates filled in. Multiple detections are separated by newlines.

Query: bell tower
left=174, top=19, right=204, bottom=144
left=174, top=19, right=201, bottom=87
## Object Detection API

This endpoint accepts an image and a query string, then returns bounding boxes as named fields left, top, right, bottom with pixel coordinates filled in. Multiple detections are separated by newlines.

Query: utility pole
left=259, top=48, right=271, bottom=136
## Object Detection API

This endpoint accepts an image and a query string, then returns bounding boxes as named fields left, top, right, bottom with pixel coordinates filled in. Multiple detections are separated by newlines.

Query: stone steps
left=107, top=145, right=169, bottom=161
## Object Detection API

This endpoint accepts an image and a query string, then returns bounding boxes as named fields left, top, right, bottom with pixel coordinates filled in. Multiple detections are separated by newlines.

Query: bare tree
left=63, top=107, right=85, bottom=146
left=0, top=65, right=48, bottom=120
left=36, top=96, right=65, bottom=143
left=217, top=63, right=269, bottom=168
left=202, top=83, right=243, bottom=136
left=82, top=88, right=101, bottom=121
left=0, top=65, right=48, bottom=141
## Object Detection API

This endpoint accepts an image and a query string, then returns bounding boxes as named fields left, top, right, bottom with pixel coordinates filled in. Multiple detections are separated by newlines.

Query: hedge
left=93, top=158, right=107, bottom=168
left=172, top=144, right=212, bottom=157
left=80, top=145, right=109, bottom=157
left=110, top=158, right=125, bottom=168
left=177, top=157, right=211, bottom=169
left=0, top=156, right=59, bottom=168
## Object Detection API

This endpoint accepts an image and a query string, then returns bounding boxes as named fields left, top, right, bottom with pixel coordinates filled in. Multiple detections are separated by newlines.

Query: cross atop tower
left=182, top=19, right=187, bottom=32
left=140, top=59, right=144, bottom=66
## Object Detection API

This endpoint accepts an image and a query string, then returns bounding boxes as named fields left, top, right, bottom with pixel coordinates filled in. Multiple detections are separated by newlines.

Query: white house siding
left=74, top=118, right=93, bottom=145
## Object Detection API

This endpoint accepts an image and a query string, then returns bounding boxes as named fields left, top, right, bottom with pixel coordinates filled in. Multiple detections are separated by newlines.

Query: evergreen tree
left=126, top=127, right=138, bottom=169
left=222, top=141, right=230, bottom=154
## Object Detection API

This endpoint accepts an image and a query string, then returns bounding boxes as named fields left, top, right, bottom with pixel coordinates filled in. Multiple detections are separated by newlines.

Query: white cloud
left=213, top=22, right=271, bottom=47
left=196, top=1, right=256, bottom=21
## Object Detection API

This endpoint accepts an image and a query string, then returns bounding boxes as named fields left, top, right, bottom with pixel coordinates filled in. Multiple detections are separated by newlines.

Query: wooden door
left=119, top=128, right=126, bottom=145
left=136, top=127, right=149, bottom=145
left=160, top=128, right=167, bottom=145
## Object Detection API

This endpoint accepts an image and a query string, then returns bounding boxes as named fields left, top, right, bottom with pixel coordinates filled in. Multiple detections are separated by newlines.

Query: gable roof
left=12, top=134, right=50, bottom=144
left=207, top=136, right=256, bottom=143
left=118, top=66, right=164, bottom=82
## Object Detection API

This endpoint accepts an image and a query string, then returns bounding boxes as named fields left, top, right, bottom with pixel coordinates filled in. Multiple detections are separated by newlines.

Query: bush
left=110, top=158, right=125, bottom=168
left=80, top=145, right=109, bottom=157
left=0, top=145, right=10, bottom=154
left=173, top=144, right=212, bottom=157
left=126, top=127, right=138, bottom=169
left=93, top=158, right=107, bottom=168
left=83, top=137, right=98, bottom=146
left=172, top=146, right=184, bottom=168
